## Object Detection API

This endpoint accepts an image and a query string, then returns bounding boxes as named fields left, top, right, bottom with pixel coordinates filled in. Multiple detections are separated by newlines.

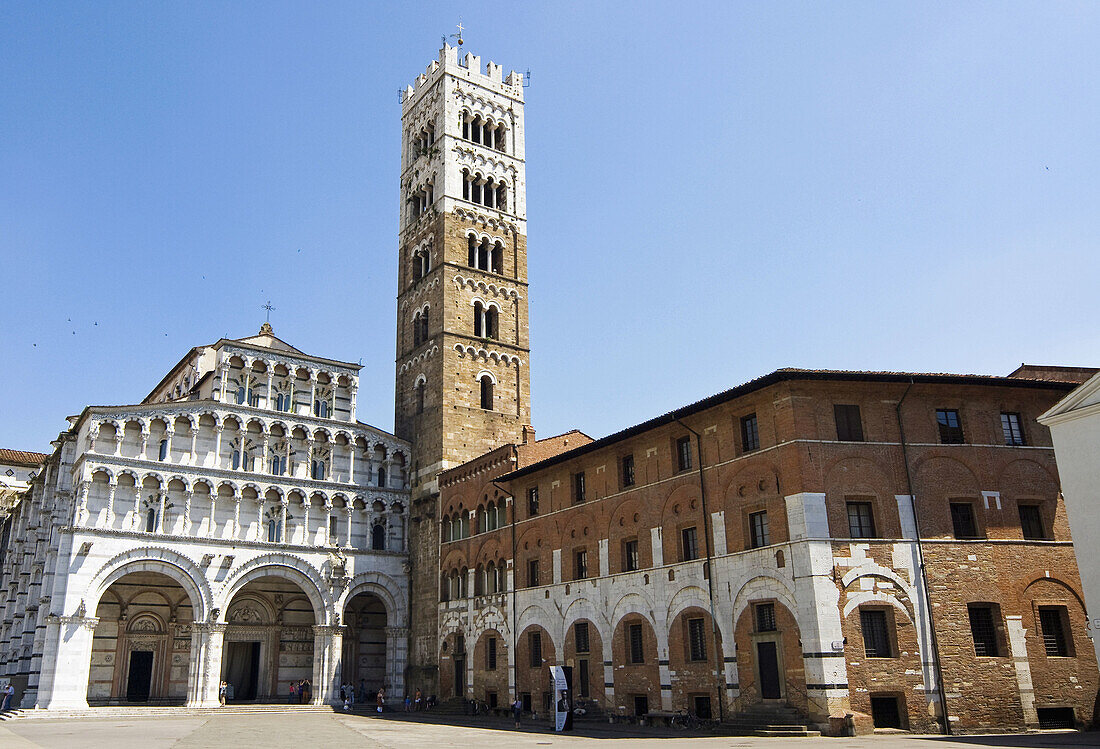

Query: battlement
left=402, top=43, right=524, bottom=108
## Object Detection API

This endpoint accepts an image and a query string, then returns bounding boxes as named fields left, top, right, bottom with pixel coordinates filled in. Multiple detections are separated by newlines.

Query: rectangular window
left=328, top=514, right=338, bottom=542
left=847, top=501, right=877, bottom=538
left=968, top=604, right=1001, bottom=656
left=749, top=510, right=770, bottom=548
left=530, top=631, right=542, bottom=668
left=527, top=486, right=539, bottom=516
left=740, top=413, right=760, bottom=452
left=936, top=409, right=964, bottom=444
left=755, top=602, right=777, bottom=632
left=860, top=609, right=892, bottom=658
left=573, top=471, right=586, bottom=503
left=620, top=454, right=635, bottom=488
left=575, top=622, right=590, bottom=654
left=1038, top=606, right=1070, bottom=657
left=628, top=623, right=644, bottom=663
left=574, top=549, right=588, bottom=580
left=623, top=538, right=639, bottom=572
left=950, top=502, right=979, bottom=538
left=527, top=559, right=540, bottom=587
left=577, top=659, right=590, bottom=698
left=688, top=617, right=707, bottom=661
left=1001, top=412, right=1026, bottom=446
left=681, top=526, right=699, bottom=561
left=1019, top=504, right=1047, bottom=540
left=487, top=636, right=497, bottom=670
left=834, top=404, right=865, bottom=442
left=676, top=436, right=692, bottom=472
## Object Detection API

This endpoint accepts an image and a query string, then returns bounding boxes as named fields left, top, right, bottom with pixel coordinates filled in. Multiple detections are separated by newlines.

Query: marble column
left=35, top=614, right=99, bottom=710
left=312, top=625, right=346, bottom=705
left=385, top=626, right=409, bottom=697
left=187, top=623, right=226, bottom=707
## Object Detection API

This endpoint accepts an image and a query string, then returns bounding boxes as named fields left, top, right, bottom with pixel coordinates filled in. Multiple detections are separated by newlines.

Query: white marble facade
left=0, top=326, right=411, bottom=708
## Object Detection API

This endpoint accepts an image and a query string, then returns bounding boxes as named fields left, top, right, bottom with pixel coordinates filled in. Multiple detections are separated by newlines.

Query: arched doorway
left=221, top=576, right=316, bottom=702
left=88, top=571, right=194, bottom=705
left=342, top=592, right=388, bottom=696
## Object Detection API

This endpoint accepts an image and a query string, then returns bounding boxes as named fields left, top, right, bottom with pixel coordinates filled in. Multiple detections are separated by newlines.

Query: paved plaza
left=0, top=712, right=1096, bottom=749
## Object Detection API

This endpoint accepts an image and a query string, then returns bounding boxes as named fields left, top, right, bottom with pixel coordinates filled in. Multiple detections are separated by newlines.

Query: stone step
left=0, top=705, right=340, bottom=721
left=755, top=728, right=823, bottom=737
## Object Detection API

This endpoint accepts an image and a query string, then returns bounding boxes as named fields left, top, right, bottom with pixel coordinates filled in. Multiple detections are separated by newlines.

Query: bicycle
left=670, top=709, right=700, bottom=730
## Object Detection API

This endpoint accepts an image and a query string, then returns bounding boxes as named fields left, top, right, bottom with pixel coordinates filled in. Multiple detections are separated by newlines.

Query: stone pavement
left=0, top=710, right=1096, bottom=748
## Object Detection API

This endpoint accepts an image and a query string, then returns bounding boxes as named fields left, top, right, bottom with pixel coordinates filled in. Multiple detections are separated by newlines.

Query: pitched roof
left=496, top=367, right=1083, bottom=483
left=0, top=449, right=49, bottom=467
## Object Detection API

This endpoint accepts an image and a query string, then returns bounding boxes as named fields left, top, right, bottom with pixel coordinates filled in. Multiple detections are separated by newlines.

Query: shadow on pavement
left=925, top=731, right=1099, bottom=747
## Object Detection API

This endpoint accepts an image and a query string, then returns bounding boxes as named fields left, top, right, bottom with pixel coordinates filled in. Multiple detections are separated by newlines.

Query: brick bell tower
left=395, top=43, right=531, bottom=691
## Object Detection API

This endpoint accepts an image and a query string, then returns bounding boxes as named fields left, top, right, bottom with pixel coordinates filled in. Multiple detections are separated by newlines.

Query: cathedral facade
left=0, top=326, right=411, bottom=708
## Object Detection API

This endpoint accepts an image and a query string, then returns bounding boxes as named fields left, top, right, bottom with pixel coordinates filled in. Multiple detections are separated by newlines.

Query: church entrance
left=88, top=571, right=196, bottom=705
left=220, top=574, right=316, bottom=702
left=125, top=651, right=154, bottom=702
left=342, top=592, right=388, bottom=695
left=223, top=642, right=260, bottom=701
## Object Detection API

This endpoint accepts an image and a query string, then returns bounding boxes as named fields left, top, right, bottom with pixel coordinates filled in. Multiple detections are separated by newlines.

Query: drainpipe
left=895, top=379, right=951, bottom=736
left=675, top=417, right=726, bottom=724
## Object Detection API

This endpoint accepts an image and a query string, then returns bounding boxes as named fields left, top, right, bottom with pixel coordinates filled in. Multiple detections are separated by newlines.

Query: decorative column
left=261, top=432, right=270, bottom=474
left=189, top=425, right=198, bottom=466
left=302, top=499, right=311, bottom=546
left=344, top=507, right=354, bottom=547
left=132, top=484, right=142, bottom=529
left=187, top=623, right=227, bottom=707
left=347, top=444, right=356, bottom=485
left=266, top=368, right=275, bottom=409
left=233, top=495, right=242, bottom=539
left=139, top=426, right=149, bottom=460
left=385, top=626, right=409, bottom=696
left=209, top=493, right=218, bottom=537
left=348, top=383, right=358, bottom=422
left=257, top=501, right=265, bottom=541
left=280, top=499, right=288, bottom=544
left=324, top=501, right=334, bottom=545
left=214, top=425, right=224, bottom=469
left=218, top=359, right=231, bottom=402
left=76, top=481, right=90, bottom=526
left=183, top=490, right=194, bottom=534
left=36, top=613, right=100, bottom=710
left=309, top=370, right=318, bottom=416
left=113, top=433, right=123, bottom=457
left=312, top=624, right=346, bottom=705
left=305, top=438, right=315, bottom=480
left=238, top=427, right=248, bottom=472
left=163, top=425, right=174, bottom=463
left=157, top=491, right=167, bottom=533
left=105, top=479, right=117, bottom=525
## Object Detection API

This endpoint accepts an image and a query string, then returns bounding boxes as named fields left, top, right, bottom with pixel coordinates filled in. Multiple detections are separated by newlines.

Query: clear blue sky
left=2, top=2, right=1098, bottom=451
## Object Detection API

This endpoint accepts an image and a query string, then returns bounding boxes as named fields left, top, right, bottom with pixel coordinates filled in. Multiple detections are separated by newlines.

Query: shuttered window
left=688, top=617, right=707, bottom=661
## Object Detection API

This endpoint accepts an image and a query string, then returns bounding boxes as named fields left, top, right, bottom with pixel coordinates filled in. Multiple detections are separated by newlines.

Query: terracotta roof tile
left=0, top=449, right=49, bottom=466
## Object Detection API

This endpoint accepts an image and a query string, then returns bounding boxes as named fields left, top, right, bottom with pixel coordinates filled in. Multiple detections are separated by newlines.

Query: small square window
left=847, top=501, right=877, bottom=539
left=1001, top=412, right=1026, bottom=446
left=950, top=502, right=979, bottom=538
left=740, top=413, right=760, bottom=452
left=620, top=454, right=635, bottom=488
left=755, top=602, right=776, bottom=632
left=749, top=510, right=770, bottom=548
left=834, top=404, right=864, bottom=442
left=936, top=409, right=964, bottom=444
left=676, top=436, right=692, bottom=472
left=1019, top=504, right=1047, bottom=540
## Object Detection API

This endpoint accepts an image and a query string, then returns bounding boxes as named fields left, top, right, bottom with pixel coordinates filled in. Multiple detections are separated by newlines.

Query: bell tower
left=396, top=43, right=531, bottom=688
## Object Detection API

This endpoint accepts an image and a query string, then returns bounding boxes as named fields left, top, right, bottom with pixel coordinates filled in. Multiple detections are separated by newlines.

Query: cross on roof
left=262, top=301, right=275, bottom=323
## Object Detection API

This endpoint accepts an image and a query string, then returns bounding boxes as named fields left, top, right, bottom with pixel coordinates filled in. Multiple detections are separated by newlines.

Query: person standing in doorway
left=512, top=695, right=523, bottom=728
left=376, top=687, right=385, bottom=714
left=218, top=681, right=227, bottom=707
left=1, top=682, right=14, bottom=711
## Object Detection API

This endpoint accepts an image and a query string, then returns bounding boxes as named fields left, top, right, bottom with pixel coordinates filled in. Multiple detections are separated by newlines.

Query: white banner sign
left=549, top=665, right=568, bottom=732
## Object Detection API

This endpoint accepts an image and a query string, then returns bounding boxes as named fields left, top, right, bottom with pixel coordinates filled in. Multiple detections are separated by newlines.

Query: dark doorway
left=870, top=695, right=903, bottom=728
left=224, top=641, right=260, bottom=701
left=1037, top=707, right=1076, bottom=729
left=632, top=694, right=649, bottom=716
left=756, top=641, right=781, bottom=699
left=126, top=650, right=154, bottom=702
left=453, top=656, right=465, bottom=698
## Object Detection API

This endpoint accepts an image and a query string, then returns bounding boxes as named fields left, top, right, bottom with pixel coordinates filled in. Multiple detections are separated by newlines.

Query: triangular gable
left=230, top=333, right=306, bottom=355
left=1039, top=370, right=1100, bottom=423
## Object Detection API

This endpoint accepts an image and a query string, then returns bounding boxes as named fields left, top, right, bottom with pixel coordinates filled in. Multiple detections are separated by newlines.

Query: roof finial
left=260, top=301, right=275, bottom=335
left=442, top=20, right=464, bottom=48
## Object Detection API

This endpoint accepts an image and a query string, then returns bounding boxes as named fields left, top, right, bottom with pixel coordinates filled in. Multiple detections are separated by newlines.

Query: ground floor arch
left=87, top=571, right=195, bottom=704
left=341, top=591, right=388, bottom=698
left=219, top=574, right=316, bottom=702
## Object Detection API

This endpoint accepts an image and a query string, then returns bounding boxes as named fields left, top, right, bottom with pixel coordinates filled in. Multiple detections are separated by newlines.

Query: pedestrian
left=1, top=682, right=14, bottom=712
left=302, top=679, right=311, bottom=704
left=414, top=687, right=422, bottom=711
left=343, top=684, right=351, bottom=712
left=404, top=693, right=411, bottom=712
left=218, top=681, right=227, bottom=707
left=289, top=680, right=297, bottom=704
left=512, top=695, right=523, bottom=728
left=376, top=687, right=385, bottom=714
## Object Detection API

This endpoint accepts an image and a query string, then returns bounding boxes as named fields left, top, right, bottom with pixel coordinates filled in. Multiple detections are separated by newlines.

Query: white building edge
left=0, top=324, right=411, bottom=709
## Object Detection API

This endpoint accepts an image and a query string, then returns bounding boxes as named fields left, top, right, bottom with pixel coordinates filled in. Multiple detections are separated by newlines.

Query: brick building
left=434, top=368, right=1098, bottom=732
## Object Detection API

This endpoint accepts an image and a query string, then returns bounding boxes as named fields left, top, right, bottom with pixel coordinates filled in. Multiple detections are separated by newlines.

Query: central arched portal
left=87, top=571, right=194, bottom=705
left=220, top=575, right=317, bottom=702
left=342, top=592, right=388, bottom=696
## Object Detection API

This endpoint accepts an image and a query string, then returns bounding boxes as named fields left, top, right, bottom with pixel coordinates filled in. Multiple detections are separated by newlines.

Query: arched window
left=158, top=439, right=169, bottom=461
left=478, top=239, right=490, bottom=270
left=413, top=312, right=422, bottom=347
left=494, top=125, right=506, bottom=152
left=412, top=248, right=431, bottom=281
left=416, top=380, right=426, bottom=414
left=491, top=242, right=503, bottom=274
left=485, top=307, right=498, bottom=340
left=462, top=169, right=470, bottom=200
left=311, top=459, right=326, bottom=481
left=145, top=507, right=158, bottom=533
left=468, top=235, right=477, bottom=267
left=496, top=184, right=508, bottom=212
left=231, top=449, right=241, bottom=470
left=474, top=565, right=485, bottom=596
left=313, top=399, right=329, bottom=418
left=473, top=302, right=484, bottom=337
left=372, top=523, right=386, bottom=550
left=486, top=562, right=497, bottom=593
left=420, top=309, right=429, bottom=343
left=267, top=518, right=283, bottom=543
left=270, top=452, right=285, bottom=476
left=275, top=392, right=291, bottom=412
left=480, top=375, right=494, bottom=411
left=377, top=466, right=387, bottom=488
left=442, top=515, right=452, bottom=542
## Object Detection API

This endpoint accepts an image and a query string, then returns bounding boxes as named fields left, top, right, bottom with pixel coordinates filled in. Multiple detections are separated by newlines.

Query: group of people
left=401, top=687, right=437, bottom=712
left=288, top=679, right=313, bottom=704
left=339, top=681, right=385, bottom=712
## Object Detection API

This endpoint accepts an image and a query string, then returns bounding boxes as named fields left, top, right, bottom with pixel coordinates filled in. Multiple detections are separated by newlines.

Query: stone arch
left=216, top=554, right=330, bottom=625
left=342, top=571, right=407, bottom=623
left=86, top=547, right=213, bottom=623
left=730, top=574, right=800, bottom=631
